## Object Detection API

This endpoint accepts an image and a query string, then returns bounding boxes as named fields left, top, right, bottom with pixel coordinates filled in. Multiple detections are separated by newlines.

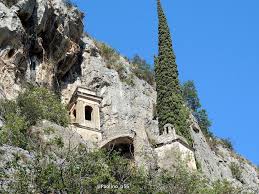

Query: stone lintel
left=72, top=123, right=102, bottom=133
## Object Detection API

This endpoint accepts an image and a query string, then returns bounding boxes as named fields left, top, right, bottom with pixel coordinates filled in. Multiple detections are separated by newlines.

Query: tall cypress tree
left=155, top=0, right=191, bottom=143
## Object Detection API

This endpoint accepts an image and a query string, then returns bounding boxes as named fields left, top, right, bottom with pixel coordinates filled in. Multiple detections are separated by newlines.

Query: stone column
left=76, top=99, right=85, bottom=125
left=94, top=104, right=100, bottom=130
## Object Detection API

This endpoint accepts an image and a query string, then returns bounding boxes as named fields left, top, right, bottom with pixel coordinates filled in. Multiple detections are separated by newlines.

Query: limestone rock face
left=0, top=0, right=83, bottom=98
left=191, top=125, right=259, bottom=191
left=60, top=36, right=158, bottom=169
left=59, top=35, right=259, bottom=191
left=29, top=120, right=90, bottom=150
left=0, top=0, right=258, bottom=191
left=0, top=144, right=33, bottom=191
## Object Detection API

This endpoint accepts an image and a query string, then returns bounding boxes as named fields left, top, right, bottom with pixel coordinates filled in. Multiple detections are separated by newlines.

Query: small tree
left=0, top=86, right=68, bottom=148
left=221, top=138, right=234, bottom=151
left=131, top=55, right=155, bottom=85
left=182, top=80, right=201, bottom=112
left=0, top=113, right=28, bottom=148
left=195, top=109, right=212, bottom=138
left=17, top=86, right=68, bottom=126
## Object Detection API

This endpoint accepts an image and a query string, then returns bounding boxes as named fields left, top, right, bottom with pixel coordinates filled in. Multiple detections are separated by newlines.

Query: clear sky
left=72, top=0, right=259, bottom=165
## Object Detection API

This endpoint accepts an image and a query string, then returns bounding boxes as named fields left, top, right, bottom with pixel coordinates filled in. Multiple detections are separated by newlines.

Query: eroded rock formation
left=0, top=0, right=83, bottom=98
left=0, top=0, right=258, bottom=191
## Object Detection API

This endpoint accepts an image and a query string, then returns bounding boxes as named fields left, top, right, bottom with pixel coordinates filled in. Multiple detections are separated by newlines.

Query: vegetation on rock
left=0, top=84, right=251, bottom=194
left=230, top=162, right=243, bottom=182
left=94, top=41, right=121, bottom=69
left=182, top=81, right=212, bottom=138
left=64, top=0, right=77, bottom=7
left=182, top=80, right=234, bottom=151
left=3, top=147, right=244, bottom=194
left=0, top=85, right=68, bottom=149
left=182, top=81, right=201, bottom=112
left=130, top=55, right=155, bottom=85
left=95, top=41, right=155, bottom=87
left=155, top=0, right=191, bottom=144
left=220, top=138, right=234, bottom=151
left=94, top=41, right=132, bottom=85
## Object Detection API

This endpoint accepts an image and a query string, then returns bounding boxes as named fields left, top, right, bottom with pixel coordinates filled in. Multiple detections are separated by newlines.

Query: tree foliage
left=0, top=86, right=68, bottom=149
left=181, top=81, right=213, bottom=139
left=181, top=80, right=236, bottom=152
left=130, top=55, right=155, bottom=85
left=220, top=138, right=234, bottom=151
left=155, top=0, right=191, bottom=144
left=4, top=148, right=244, bottom=194
left=195, top=109, right=212, bottom=138
left=17, top=86, right=68, bottom=126
left=182, top=80, right=201, bottom=112
left=0, top=85, right=248, bottom=194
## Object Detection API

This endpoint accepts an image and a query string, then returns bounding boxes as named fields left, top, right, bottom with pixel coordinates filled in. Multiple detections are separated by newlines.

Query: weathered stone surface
left=30, top=120, right=90, bottom=150
left=60, top=36, right=259, bottom=191
left=0, top=0, right=83, bottom=99
left=155, top=141, right=197, bottom=171
left=62, top=34, right=259, bottom=191
left=190, top=124, right=259, bottom=191
left=0, top=144, right=33, bottom=191
left=60, top=35, right=158, bottom=169
left=0, top=0, right=258, bottom=191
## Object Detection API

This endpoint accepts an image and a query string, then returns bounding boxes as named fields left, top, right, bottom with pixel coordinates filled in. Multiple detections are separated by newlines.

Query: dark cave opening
left=104, top=137, right=135, bottom=160
left=111, top=143, right=134, bottom=159
left=7, top=49, right=15, bottom=58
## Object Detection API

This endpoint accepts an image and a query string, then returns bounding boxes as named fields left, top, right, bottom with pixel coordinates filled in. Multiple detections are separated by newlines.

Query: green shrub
left=17, top=86, right=68, bottom=127
left=0, top=100, right=19, bottom=119
left=4, top=146, right=245, bottom=194
left=221, top=138, right=234, bottom=151
left=0, top=86, right=68, bottom=148
left=130, top=55, right=155, bottom=85
left=95, top=43, right=154, bottom=87
left=209, top=180, right=243, bottom=194
left=95, top=41, right=120, bottom=68
left=0, top=113, right=28, bottom=148
left=182, top=80, right=201, bottom=112
left=123, top=74, right=135, bottom=87
left=51, top=136, right=64, bottom=148
left=94, top=41, right=138, bottom=87
left=230, top=162, right=243, bottom=182
left=194, top=109, right=213, bottom=139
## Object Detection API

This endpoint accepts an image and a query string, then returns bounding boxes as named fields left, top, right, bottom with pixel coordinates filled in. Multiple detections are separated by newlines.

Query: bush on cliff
left=17, top=86, right=68, bottom=126
left=130, top=55, right=155, bottom=86
left=0, top=86, right=68, bottom=148
left=6, top=147, right=243, bottom=194
left=0, top=87, right=248, bottom=194
left=181, top=80, right=235, bottom=152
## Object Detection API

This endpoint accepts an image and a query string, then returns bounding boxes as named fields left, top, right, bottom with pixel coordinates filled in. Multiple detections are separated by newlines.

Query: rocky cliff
left=0, top=0, right=83, bottom=98
left=0, top=0, right=258, bottom=192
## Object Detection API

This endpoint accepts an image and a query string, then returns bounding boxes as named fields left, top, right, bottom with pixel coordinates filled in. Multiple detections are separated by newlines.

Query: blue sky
left=72, top=0, right=259, bottom=165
